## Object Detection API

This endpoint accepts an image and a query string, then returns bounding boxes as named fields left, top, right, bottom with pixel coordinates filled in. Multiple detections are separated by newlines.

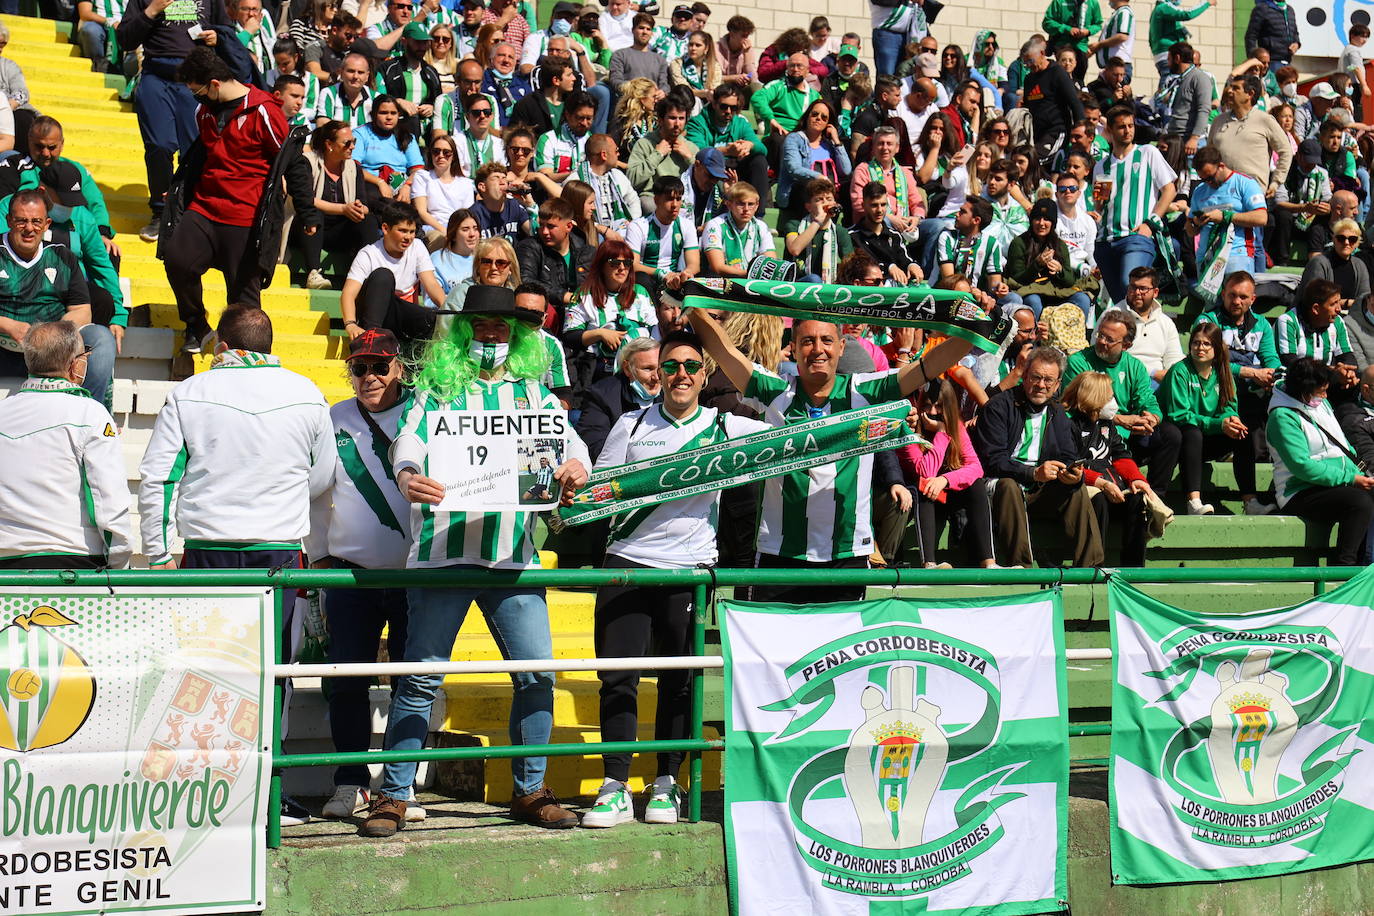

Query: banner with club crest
left=721, top=592, right=1068, bottom=915
left=1110, top=570, right=1374, bottom=884
left=0, top=587, right=273, bottom=915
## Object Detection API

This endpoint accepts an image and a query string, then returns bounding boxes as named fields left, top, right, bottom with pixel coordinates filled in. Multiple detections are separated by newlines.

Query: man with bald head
left=483, top=42, right=532, bottom=127
left=895, top=77, right=939, bottom=147
left=1310, top=189, right=1360, bottom=257
left=689, top=310, right=974, bottom=602
left=316, top=52, right=376, bottom=126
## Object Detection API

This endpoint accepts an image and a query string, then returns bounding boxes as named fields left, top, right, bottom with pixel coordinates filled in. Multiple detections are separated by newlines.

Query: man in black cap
left=362, top=283, right=593, bottom=838
left=1271, top=137, right=1334, bottom=264
left=649, top=4, right=695, bottom=59
left=378, top=21, right=443, bottom=137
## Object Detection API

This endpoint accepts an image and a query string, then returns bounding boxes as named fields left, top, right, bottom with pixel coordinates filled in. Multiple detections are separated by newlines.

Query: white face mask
left=1098, top=397, right=1119, bottom=421
left=1282, top=82, right=1297, bottom=97
left=469, top=340, right=509, bottom=370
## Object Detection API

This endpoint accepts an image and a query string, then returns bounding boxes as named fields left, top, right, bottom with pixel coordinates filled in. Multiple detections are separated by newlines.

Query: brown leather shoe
left=360, top=793, right=407, bottom=838
left=510, top=786, right=579, bottom=829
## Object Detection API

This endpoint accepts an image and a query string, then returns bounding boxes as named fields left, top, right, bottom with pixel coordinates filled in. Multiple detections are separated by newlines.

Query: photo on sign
left=517, top=438, right=565, bottom=505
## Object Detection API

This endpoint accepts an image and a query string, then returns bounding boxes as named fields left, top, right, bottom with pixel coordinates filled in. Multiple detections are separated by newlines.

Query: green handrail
left=11, top=566, right=1348, bottom=849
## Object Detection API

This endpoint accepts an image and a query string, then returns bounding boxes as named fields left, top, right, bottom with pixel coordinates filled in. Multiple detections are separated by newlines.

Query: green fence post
left=268, top=587, right=284, bottom=850
left=690, top=580, right=708, bottom=823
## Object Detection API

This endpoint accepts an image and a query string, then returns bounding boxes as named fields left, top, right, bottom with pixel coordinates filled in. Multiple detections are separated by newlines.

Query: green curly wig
left=410, top=315, right=553, bottom=401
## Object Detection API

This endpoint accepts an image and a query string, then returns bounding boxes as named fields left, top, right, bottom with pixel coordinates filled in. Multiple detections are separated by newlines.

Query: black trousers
left=1129, top=424, right=1184, bottom=494
left=0, top=555, right=103, bottom=569
left=751, top=553, right=868, bottom=604
left=595, top=556, right=695, bottom=783
left=357, top=267, right=437, bottom=344
left=1088, top=488, right=1149, bottom=567
left=915, top=481, right=994, bottom=566
left=164, top=209, right=262, bottom=337
left=715, top=482, right=761, bottom=569
left=1283, top=485, right=1374, bottom=566
left=300, top=212, right=380, bottom=274
left=1166, top=422, right=1240, bottom=494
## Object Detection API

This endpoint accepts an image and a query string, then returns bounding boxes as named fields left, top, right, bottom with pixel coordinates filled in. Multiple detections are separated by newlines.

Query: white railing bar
left=273, top=655, right=726, bottom=678
left=1066, top=648, right=1111, bottom=660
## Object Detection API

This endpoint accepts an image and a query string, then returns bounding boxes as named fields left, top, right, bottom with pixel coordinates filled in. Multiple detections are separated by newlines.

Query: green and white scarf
left=556, top=400, right=926, bottom=526
left=867, top=161, right=910, bottom=216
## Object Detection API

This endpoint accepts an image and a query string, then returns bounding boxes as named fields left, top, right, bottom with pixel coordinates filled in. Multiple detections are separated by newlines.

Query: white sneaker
left=405, top=803, right=427, bottom=822
left=1244, top=498, right=1276, bottom=516
left=322, top=784, right=369, bottom=818
left=644, top=778, right=683, bottom=825
left=581, top=783, right=634, bottom=828
left=305, top=269, right=333, bottom=290
left=1187, top=498, right=1214, bottom=516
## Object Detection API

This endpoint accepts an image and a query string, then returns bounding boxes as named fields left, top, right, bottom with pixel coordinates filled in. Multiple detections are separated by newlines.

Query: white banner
left=721, top=593, right=1068, bottom=915
left=0, top=587, right=273, bottom=915
left=426, top=409, right=567, bottom=512
left=1293, top=1, right=1374, bottom=60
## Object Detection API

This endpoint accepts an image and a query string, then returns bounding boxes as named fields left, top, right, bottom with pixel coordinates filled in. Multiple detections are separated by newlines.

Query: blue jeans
left=1022, top=290, right=1093, bottom=322
left=325, top=584, right=409, bottom=789
left=380, top=577, right=555, bottom=798
left=80, top=323, right=116, bottom=411
left=873, top=28, right=906, bottom=79
left=1096, top=234, right=1157, bottom=304
left=77, top=20, right=106, bottom=60
left=588, top=82, right=612, bottom=136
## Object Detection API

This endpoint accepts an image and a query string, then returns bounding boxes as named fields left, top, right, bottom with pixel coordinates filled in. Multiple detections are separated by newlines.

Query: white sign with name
left=426, top=409, right=568, bottom=512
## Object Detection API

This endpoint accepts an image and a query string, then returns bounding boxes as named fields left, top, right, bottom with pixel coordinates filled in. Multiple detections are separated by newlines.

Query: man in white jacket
left=0, top=320, right=130, bottom=569
left=138, top=307, right=335, bottom=571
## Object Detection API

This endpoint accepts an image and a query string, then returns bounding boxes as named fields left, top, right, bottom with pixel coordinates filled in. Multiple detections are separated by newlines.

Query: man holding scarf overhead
left=360, top=285, right=592, bottom=838
left=689, top=306, right=974, bottom=603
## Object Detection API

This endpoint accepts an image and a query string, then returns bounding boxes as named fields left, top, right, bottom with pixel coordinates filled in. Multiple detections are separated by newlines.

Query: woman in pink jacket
left=899, top=380, right=998, bottom=568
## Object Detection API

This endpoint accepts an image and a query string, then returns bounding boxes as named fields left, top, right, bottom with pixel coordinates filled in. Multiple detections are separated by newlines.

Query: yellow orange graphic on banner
left=0, top=605, right=96, bottom=752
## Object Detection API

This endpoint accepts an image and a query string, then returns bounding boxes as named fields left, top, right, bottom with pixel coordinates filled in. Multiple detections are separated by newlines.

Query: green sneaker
left=644, top=782, right=683, bottom=825
left=581, top=784, right=634, bottom=828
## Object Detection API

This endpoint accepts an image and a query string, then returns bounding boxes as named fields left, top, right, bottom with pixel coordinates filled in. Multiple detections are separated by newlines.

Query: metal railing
left=0, top=566, right=1356, bottom=850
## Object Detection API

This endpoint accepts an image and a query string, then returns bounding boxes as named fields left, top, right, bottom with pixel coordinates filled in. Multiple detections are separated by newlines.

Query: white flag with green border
left=721, top=592, right=1068, bottom=915
left=1110, top=571, right=1374, bottom=884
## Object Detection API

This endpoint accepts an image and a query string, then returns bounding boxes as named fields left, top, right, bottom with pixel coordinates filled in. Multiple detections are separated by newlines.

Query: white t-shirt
left=411, top=170, right=476, bottom=229
left=600, top=9, right=635, bottom=50
left=346, top=238, right=436, bottom=300
left=1056, top=207, right=1099, bottom=274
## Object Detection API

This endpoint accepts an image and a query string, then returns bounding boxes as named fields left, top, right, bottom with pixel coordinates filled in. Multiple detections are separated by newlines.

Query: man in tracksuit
left=163, top=46, right=288, bottom=353
left=117, top=0, right=228, bottom=243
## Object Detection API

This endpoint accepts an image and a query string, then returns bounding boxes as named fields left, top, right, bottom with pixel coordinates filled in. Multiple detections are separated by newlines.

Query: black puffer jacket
left=516, top=235, right=593, bottom=331
left=1245, top=0, right=1299, bottom=64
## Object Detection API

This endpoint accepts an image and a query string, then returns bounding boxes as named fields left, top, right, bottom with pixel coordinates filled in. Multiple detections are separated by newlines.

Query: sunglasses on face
left=432, top=35, right=452, bottom=43
left=808, top=111, right=829, bottom=121
left=349, top=360, right=392, bottom=377
left=717, top=103, right=740, bottom=112
left=508, top=145, right=533, bottom=154
left=660, top=358, right=703, bottom=375
left=855, top=276, right=883, bottom=286
left=1336, top=234, right=1361, bottom=243
left=479, top=257, right=512, bottom=268
left=606, top=257, right=632, bottom=267
left=1056, top=185, right=1080, bottom=193
left=432, top=148, right=454, bottom=157
left=468, top=108, right=493, bottom=117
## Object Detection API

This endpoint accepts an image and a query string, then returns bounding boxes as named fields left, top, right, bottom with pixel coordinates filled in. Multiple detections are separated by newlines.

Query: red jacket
left=189, top=86, right=288, bottom=228
left=940, top=103, right=971, bottom=148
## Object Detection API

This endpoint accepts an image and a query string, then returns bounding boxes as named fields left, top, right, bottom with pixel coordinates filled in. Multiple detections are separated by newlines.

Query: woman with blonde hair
left=611, top=78, right=662, bottom=153
left=443, top=235, right=522, bottom=312
left=1061, top=370, right=1153, bottom=566
left=427, top=24, right=460, bottom=94
left=668, top=31, right=720, bottom=113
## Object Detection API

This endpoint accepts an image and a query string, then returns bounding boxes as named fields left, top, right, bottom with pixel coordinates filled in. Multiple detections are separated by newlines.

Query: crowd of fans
left=9, top=0, right=1374, bottom=836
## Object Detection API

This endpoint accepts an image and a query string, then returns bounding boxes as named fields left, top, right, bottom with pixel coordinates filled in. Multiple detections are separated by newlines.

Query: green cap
left=402, top=20, right=432, bottom=40
left=837, top=44, right=859, bottom=60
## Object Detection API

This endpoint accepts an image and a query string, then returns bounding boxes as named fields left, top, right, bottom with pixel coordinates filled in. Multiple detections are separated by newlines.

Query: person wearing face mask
left=361, top=285, right=592, bottom=837
left=575, top=335, right=661, bottom=458
left=160, top=47, right=288, bottom=356
left=0, top=321, right=129, bottom=570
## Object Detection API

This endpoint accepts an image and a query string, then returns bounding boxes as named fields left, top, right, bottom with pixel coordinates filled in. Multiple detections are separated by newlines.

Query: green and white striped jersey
left=1093, top=143, right=1177, bottom=241
left=936, top=229, right=1004, bottom=288
left=534, top=123, right=588, bottom=175
left=87, top=0, right=122, bottom=19
left=597, top=405, right=772, bottom=568
left=701, top=214, right=776, bottom=270
left=1096, top=3, right=1135, bottom=67
left=539, top=329, right=571, bottom=391
left=391, top=376, right=590, bottom=569
left=565, top=285, right=656, bottom=356
left=1012, top=409, right=1048, bottom=467
left=288, top=71, right=323, bottom=128
left=569, top=163, right=641, bottom=230
left=316, top=85, right=374, bottom=127
left=648, top=25, right=690, bottom=59
left=624, top=213, right=698, bottom=274
left=433, top=90, right=500, bottom=138
left=236, top=15, right=275, bottom=69
left=741, top=365, right=905, bottom=562
left=1275, top=311, right=1353, bottom=364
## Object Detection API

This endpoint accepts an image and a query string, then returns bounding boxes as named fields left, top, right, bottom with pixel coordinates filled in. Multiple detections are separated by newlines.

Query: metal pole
left=689, top=582, right=708, bottom=823
left=268, top=588, right=284, bottom=850
left=276, top=738, right=724, bottom=769
left=272, top=655, right=724, bottom=678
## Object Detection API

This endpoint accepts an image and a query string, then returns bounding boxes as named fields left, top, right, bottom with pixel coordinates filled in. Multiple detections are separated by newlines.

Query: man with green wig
left=361, top=285, right=592, bottom=838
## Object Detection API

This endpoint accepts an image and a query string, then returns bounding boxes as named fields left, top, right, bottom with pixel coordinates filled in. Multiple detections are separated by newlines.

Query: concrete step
left=148, top=303, right=331, bottom=336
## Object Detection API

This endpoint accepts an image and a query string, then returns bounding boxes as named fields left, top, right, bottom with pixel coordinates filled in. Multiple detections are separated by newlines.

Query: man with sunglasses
left=443, top=95, right=504, bottom=177
left=689, top=309, right=974, bottom=603
left=0, top=321, right=129, bottom=571
left=305, top=328, right=421, bottom=823
left=686, top=85, right=768, bottom=205
left=305, top=11, right=361, bottom=85
left=434, top=58, right=500, bottom=139
left=364, top=0, right=416, bottom=56
left=1053, top=173, right=1100, bottom=281
left=377, top=21, right=442, bottom=137
left=576, top=330, right=772, bottom=829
